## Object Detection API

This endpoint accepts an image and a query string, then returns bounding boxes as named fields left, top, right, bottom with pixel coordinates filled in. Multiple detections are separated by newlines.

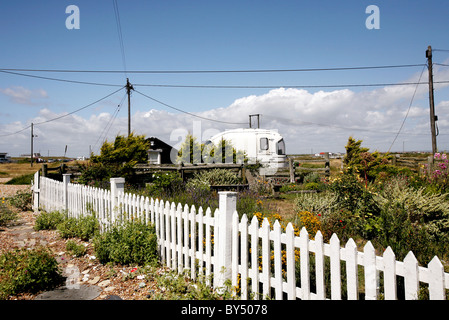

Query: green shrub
left=66, top=240, right=87, bottom=257
left=0, top=197, right=18, bottom=227
left=304, top=182, right=320, bottom=191
left=34, top=210, right=66, bottom=231
left=147, top=171, right=183, bottom=195
left=303, top=172, right=321, bottom=184
left=93, top=221, right=158, bottom=266
left=7, top=189, right=32, bottom=211
left=378, top=176, right=449, bottom=226
left=58, top=213, right=100, bottom=241
left=0, top=247, right=63, bottom=299
left=295, top=192, right=338, bottom=216
left=186, top=168, right=241, bottom=190
left=151, top=269, right=234, bottom=300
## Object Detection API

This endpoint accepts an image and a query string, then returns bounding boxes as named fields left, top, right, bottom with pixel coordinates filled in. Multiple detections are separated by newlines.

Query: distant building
left=20, top=153, right=41, bottom=158
left=146, top=137, right=178, bottom=165
left=0, top=153, right=11, bottom=163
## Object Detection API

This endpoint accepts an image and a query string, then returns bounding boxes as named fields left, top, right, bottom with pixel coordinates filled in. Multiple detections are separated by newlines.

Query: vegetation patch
left=57, top=213, right=100, bottom=241
left=93, top=221, right=158, bottom=266
left=0, top=247, right=63, bottom=299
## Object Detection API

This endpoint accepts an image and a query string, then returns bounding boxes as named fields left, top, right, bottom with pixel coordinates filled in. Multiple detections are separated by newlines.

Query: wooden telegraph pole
left=426, top=45, right=438, bottom=154
left=126, top=78, right=134, bottom=137
left=30, top=123, right=33, bottom=167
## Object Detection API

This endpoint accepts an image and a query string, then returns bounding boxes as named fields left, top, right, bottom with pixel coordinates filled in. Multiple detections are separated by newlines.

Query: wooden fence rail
left=32, top=171, right=449, bottom=300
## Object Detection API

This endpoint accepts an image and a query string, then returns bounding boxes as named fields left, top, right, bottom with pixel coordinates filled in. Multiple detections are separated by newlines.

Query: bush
left=186, top=169, right=241, bottom=191
left=66, top=240, right=87, bottom=257
left=8, top=189, right=32, bottom=211
left=93, top=221, right=158, bottom=266
left=0, top=247, right=63, bottom=299
left=0, top=197, right=18, bottom=227
left=34, top=210, right=65, bottom=231
left=294, top=192, right=338, bottom=217
left=147, top=171, right=183, bottom=195
left=58, top=213, right=100, bottom=241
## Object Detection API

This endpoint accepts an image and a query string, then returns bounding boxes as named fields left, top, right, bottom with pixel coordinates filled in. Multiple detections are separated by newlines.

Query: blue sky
left=1, top=0, right=449, bottom=157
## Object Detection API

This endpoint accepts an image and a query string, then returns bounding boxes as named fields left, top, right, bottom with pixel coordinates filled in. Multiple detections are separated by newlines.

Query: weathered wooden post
left=289, top=157, right=295, bottom=183
left=214, top=191, right=237, bottom=290
left=62, top=173, right=71, bottom=212
left=42, top=163, right=48, bottom=177
left=110, top=177, right=125, bottom=223
left=427, top=155, right=435, bottom=177
left=32, top=170, right=40, bottom=212
left=324, top=152, right=330, bottom=178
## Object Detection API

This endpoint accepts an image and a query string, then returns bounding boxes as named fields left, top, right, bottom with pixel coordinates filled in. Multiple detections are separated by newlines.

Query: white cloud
left=0, top=86, right=48, bottom=105
left=2, top=78, right=449, bottom=158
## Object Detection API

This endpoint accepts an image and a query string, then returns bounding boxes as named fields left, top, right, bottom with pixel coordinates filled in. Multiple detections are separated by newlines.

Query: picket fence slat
left=35, top=174, right=449, bottom=301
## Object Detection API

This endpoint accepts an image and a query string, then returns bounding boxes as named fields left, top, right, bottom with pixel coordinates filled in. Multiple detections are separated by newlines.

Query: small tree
left=343, top=136, right=390, bottom=183
left=177, top=134, right=202, bottom=164
left=79, top=133, right=149, bottom=184
left=91, top=133, right=149, bottom=166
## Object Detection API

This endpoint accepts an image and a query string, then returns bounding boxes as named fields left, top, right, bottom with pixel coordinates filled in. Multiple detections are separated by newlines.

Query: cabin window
left=277, top=139, right=285, bottom=155
left=260, top=138, right=269, bottom=151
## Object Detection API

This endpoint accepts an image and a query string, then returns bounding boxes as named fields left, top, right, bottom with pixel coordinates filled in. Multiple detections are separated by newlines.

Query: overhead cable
left=388, top=65, right=427, bottom=152
left=0, top=63, right=426, bottom=74
left=134, top=89, right=247, bottom=125
left=0, top=87, right=125, bottom=137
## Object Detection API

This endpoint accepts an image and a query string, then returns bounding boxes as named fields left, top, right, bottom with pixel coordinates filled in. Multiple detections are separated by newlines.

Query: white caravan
left=205, top=128, right=287, bottom=169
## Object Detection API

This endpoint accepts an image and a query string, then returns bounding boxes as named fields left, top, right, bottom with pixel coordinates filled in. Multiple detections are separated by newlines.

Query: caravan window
left=276, top=139, right=285, bottom=155
left=260, top=138, right=269, bottom=151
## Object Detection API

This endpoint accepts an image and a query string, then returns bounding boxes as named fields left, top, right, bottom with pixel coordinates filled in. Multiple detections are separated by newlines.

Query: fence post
left=289, top=157, right=295, bottom=183
left=32, top=170, right=40, bottom=212
left=324, top=152, right=330, bottom=177
left=110, top=177, right=125, bottom=221
left=62, top=173, right=71, bottom=212
left=214, top=191, right=237, bottom=290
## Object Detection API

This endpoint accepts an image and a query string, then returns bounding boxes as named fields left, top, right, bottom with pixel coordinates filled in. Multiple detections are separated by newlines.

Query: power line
left=134, top=89, right=247, bottom=125
left=262, top=114, right=427, bottom=136
left=112, top=0, right=127, bottom=76
left=133, top=81, right=437, bottom=89
left=34, top=86, right=125, bottom=125
left=0, top=125, right=32, bottom=138
left=388, top=65, right=427, bottom=152
left=434, top=63, right=449, bottom=67
left=0, top=63, right=426, bottom=74
left=0, top=87, right=125, bottom=137
left=5, top=68, right=443, bottom=90
left=92, top=92, right=127, bottom=152
left=4, top=68, right=444, bottom=89
left=0, top=70, right=123, bottom=87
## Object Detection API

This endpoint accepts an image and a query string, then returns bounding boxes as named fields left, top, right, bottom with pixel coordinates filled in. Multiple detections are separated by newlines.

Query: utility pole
left=426, top=45, right=438, bottom=154
left=30, top=123, right=35, bottom=167
left=126, top=78, right=134, bottom=137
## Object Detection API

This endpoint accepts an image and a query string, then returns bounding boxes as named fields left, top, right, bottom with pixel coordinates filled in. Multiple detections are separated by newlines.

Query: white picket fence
left=32, top=172, right=449, bottom=300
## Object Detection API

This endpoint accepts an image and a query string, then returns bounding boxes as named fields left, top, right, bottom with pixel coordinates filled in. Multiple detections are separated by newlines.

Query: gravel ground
left=0, top=183, right=166, bottom=300
left=0, top=181, right=31, bottom=198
